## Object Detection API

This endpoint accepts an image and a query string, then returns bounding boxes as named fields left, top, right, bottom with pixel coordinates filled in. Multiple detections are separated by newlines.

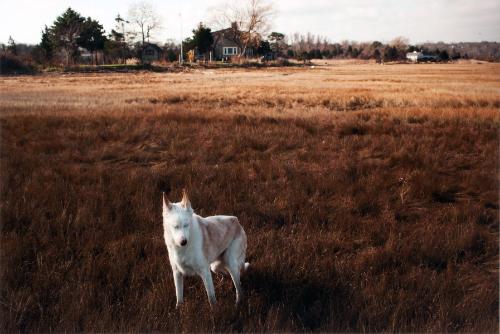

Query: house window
left=145, top=49, right=155, bottom=56
left=223, top=47, right=238, bottom=56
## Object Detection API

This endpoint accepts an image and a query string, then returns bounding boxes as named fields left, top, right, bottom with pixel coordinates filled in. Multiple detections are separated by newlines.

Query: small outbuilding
left=141, top=43, right=163, bottom=63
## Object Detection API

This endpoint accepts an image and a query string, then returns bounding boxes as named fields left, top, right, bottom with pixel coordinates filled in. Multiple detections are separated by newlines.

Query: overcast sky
left=1, top=0, right=499, bottom=45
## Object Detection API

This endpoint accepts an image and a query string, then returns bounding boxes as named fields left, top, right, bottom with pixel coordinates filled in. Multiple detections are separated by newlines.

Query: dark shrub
left=0, top=53, right=35, bottom=75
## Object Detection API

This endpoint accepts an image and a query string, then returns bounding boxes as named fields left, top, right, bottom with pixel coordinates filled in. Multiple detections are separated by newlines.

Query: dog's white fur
left=162, top=190, right=249, bottom=306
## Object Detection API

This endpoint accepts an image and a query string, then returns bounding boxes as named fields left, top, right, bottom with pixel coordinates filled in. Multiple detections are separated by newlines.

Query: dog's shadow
left=242, top=268, right=353, bottom=330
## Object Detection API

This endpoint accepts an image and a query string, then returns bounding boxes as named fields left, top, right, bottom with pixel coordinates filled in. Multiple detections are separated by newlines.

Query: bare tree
left=210, top=0, right=274, bottom=57
left=390, top=36, right=409, bottom=49
left=389, top=36, right=410, bottom=59
left=127, top=1, right=162, bottom=45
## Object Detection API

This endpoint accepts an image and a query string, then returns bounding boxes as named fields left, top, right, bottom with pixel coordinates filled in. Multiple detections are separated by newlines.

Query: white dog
left=162, top=190, right=249, bottom=307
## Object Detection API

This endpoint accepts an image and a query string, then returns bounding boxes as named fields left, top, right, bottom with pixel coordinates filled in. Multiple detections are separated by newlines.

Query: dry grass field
left=1, top=62, right=499, bottom=332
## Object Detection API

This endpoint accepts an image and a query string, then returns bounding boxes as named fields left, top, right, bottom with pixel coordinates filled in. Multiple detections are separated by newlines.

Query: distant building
left=406, top=50, right=440, bottom=62
left=141, top=43, right=163, bottom=63
left=406, top=51, right=423, bottom=62
left=78, top=47, right=104, bottom=65
left=211, top=23, right=255, bottom=60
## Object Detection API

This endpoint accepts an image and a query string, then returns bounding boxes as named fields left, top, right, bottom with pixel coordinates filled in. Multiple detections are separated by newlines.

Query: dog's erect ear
left=181, top=188, right=192, bottom=210
left=162, top=192, right=172, bottom=214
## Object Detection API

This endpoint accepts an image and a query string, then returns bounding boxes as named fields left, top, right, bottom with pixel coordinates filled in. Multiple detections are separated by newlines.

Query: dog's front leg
left=200, top=268, right=216, bottom=306
left=173, top=269, right=184, bottom=307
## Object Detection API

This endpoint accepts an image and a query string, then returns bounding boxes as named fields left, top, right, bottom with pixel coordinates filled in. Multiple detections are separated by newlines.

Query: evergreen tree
left=268, top=32, right=285, bottom=56
left=373, top=48, right=381, bottom=62
left=166, top=49, right=177, bottom=62
left=77, top=18, right=107, bottom=64
left=105, top=14, right=130, bottom=64
left=439, top=49, right=450, bottom=61
left=384, top=46, right=398, bottom=61
left=7, top=36, right=17, bottom=55
left=51, top=8, right=86, bottom=65
left=407, top=45, right=417, bottom=52
left=40, top=26, right=54, bottom=61
left=347, top=45, right=353, bottom=57
left=191, top=23, right=214, bottom=56
left=257, top=40, right=271, bottom=55
left=312, top=49, right=322, bottom=59
left=113, top=14, right=128, bottom=43
left=331, top=45, right=338, bottom=57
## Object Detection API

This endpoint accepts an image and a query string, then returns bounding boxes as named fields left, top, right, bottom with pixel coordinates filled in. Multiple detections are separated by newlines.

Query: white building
left=406, top=51, right=424, bottom=62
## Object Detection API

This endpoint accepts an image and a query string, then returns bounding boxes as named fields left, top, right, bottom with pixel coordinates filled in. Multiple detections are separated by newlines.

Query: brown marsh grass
left=0, top=63, right=499, bottom=332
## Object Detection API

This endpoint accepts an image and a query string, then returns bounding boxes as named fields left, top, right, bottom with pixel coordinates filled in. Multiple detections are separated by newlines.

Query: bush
left=0, top=53, right=35, bottom=75
left=125, top=57, right=140, bottom=65
left=276, top=58, right=291, bottom=66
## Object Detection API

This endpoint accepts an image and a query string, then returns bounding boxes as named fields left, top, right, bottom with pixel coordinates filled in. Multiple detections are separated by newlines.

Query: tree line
left=284, top=34, right=500, bottom=62
left=1, top=1, right=166, bottom=67
left=2, top=0, right=499, bottom=70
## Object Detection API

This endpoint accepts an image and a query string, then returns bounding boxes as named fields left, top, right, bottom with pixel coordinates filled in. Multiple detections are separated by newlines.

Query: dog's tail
left=244, top=262, right=250, bottom=271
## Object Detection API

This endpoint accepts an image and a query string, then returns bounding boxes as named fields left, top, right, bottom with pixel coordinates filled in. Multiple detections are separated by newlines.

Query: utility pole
left=179, top=12, right=183, bottom=64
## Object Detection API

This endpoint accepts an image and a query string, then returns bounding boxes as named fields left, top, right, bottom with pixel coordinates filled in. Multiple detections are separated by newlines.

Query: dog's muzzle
left=180, top=239, right=187, bottom=246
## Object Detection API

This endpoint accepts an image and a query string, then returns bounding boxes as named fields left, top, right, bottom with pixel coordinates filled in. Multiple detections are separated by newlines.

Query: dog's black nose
left=180, top=239, right=187, bottom=246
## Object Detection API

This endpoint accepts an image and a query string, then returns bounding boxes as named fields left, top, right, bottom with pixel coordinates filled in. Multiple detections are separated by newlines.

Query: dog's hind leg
left=224, top=236, right=246, bottom=304
left=227, top=262, right=243, bottom=304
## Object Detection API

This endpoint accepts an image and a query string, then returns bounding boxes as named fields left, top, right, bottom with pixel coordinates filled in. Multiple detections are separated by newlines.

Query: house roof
left=211, top=29, right=241, bottom=51
left=212, top=27, right=260, bottom=46
left=212, top=27, right=231, bottom=35
left=142, top=43, right=163, bottom=52
left=212, top=28, right=239, bottom=41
